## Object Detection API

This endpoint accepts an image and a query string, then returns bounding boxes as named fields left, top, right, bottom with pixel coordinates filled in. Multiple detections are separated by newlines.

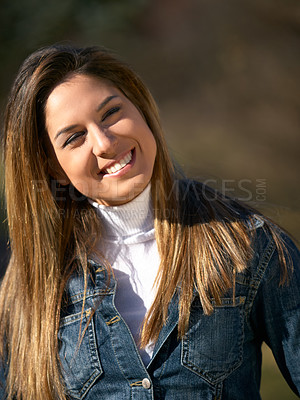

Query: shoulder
left=182, top=178, right=299, bottom=274
left=240, top=215, right=300, bottom=320
left=247, top=215, right=299, bottom=278
left=179, top=178, right=299, bottom=275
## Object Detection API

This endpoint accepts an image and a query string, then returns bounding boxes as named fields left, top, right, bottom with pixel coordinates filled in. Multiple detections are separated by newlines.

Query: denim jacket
left=1, top=218, right=300, bottom=399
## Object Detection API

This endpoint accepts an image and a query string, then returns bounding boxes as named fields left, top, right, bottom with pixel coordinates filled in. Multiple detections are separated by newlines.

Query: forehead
left=45, top=75, right=122, bottom=129
left=46, top=75, right=117, bottom=105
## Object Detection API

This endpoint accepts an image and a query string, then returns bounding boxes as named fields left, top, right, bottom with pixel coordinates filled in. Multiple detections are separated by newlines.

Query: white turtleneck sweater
left=89, top=184, right=160, bottom=365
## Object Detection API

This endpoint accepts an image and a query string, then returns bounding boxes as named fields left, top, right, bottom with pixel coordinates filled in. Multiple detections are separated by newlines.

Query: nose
left=90, top=126, right=117, bottom=158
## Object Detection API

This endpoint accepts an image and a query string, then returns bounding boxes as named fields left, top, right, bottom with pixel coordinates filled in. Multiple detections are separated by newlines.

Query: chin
left=100, top=182, right=149, bottom=206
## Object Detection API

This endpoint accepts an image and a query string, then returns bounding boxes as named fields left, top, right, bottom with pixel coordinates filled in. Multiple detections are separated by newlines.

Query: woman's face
left=45, top=74, right=157, bottom=206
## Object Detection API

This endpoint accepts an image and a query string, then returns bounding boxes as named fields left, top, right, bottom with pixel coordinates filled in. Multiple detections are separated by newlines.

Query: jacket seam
left=244, top=235, right=276, bottom=320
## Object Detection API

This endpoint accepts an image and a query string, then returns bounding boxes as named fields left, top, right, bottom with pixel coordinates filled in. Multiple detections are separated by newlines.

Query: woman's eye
left=102, top=106, right=121, bottom=122
left=63, top=131, right=85, bottom=148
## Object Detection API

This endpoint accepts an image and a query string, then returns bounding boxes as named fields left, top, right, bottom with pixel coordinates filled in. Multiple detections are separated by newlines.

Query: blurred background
left=0, top=0, right=299, bottom=398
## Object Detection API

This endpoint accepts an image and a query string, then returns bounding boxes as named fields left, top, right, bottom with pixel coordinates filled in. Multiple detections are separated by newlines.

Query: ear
left=47, top=157, right=70, bottom=186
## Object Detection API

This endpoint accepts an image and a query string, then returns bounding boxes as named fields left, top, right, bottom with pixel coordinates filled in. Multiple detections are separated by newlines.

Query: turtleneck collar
left=88, top=184, right=154, bottom=243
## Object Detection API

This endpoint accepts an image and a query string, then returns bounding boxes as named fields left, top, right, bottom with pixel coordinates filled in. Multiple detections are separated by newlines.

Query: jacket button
left=142, top=378, right=151, bottom=389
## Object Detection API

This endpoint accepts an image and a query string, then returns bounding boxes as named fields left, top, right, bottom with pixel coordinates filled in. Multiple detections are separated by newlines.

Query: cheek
left=56, top=150, right=87, bottom=174
left=149, top=133, right=157, bottom=163
left=44, top=139, right=69, bottom=183
left=54, top=154, right=79, bottom=181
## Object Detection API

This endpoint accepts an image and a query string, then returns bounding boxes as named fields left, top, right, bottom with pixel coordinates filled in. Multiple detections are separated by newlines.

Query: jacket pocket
left=181, top=296, right=245, bottom=385
left=58, top=308, right=103, bottom=399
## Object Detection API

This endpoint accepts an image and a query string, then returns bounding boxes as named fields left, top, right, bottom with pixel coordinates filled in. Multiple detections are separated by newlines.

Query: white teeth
left=104, top=151, right=132, bottom=175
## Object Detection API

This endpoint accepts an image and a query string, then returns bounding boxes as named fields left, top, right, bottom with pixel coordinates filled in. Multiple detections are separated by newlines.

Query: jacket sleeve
left=250, top=228, right=300, bottom=396
left=0, top=358, right=7, bottom=399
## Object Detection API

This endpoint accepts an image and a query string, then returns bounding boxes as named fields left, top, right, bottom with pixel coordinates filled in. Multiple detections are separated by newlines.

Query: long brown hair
left=0, top=44, right=290, bottom=399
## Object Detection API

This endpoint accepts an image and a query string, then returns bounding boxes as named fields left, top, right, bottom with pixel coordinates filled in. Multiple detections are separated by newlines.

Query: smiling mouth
left=102, top=150, right=133, bottom=175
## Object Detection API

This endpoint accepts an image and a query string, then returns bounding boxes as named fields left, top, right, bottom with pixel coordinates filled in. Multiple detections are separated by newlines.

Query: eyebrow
left=54, top=95, right=118, bottom=141
left=96, top=95, right=118, bottom=112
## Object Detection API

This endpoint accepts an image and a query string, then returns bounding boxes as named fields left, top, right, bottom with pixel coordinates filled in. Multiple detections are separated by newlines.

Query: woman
left=0, top=44, right=299, bottom=400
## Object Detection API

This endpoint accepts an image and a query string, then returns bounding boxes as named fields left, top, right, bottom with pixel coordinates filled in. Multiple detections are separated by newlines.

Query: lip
left=99, top=148, right=135, bottom=178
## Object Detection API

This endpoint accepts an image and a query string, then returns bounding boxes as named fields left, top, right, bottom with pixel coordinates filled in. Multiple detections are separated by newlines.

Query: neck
left=89, top=184, right=154, bottom=239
